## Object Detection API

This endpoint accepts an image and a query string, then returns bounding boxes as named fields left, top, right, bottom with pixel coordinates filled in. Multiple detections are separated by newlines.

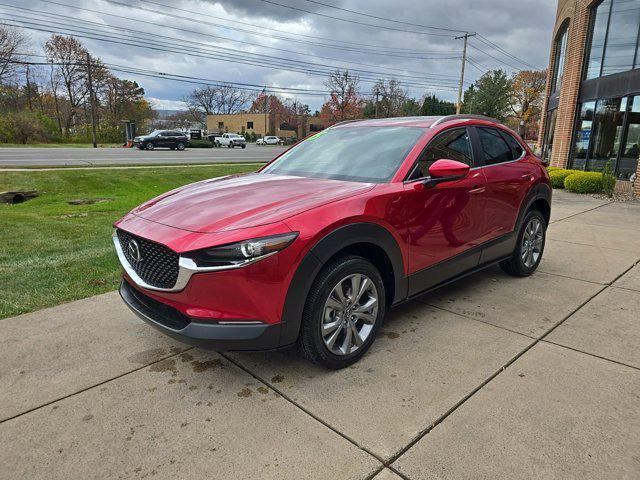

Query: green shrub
left=187, top=139, right=213, bottom=148
left=547, top=166, right=562, bottom=172
left=549, top=169, right=581, bottom=189
left=564, top=172, right=604, bottom=194
left=601, top=162, right=616, bottom=197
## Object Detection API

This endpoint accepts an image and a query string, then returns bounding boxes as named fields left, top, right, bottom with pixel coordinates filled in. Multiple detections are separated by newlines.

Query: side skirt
left=402, top=232, right=516, bottom=302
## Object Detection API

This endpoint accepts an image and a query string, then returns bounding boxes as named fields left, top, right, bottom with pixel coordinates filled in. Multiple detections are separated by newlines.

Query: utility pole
left=86, top=52, right=98, bottom=148
left=455, top=32, right=476, bottom=114
left=374, top=86, right=380, bottom=118
left=25, top=63, right=33, bottom=111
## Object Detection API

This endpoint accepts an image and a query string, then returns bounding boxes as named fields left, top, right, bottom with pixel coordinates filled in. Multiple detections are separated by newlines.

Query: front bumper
left=120, top=279, right=283, bottom=351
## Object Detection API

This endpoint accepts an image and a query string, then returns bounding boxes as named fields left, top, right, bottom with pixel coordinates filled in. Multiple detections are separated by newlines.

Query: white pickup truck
left=210, top=133, right=246, bottom=148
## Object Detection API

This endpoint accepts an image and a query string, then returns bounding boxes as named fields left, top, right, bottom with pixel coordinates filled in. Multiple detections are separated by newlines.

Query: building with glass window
left=540, top=0, right=640, bottom=196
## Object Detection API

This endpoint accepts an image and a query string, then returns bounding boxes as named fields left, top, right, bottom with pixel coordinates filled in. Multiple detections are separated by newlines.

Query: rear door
left=473, top=127, right=534, bottom=240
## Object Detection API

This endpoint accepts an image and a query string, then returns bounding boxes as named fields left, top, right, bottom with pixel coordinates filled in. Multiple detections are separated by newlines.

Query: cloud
left=9, top=0, right=557, bottom=110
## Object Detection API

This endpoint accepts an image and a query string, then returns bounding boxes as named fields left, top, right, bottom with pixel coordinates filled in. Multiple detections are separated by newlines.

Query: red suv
left=115, top=115, right=551, bottom=369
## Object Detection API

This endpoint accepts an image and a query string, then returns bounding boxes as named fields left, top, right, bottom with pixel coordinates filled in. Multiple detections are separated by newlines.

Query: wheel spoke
left=353, top=277, right=371, bottom=303
left=350, top=322, right=363, bottom=347
left=341, top=323, right=353, bottom=354
left=325, top=325, right=342, bottom=350
left=332, top=285, right=348, bottom=306
left=349, top=274, right=362, bottom=301
left=354, top=311, right=376, bottom=324
left=355, top=296, right=377, bottom=313
left=325, top=296, right=343, bottom=311
left=322, top=319, right=342, bottom=336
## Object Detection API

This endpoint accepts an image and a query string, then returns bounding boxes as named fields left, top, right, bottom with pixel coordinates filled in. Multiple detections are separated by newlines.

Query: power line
left=257, top=0, right=458, bottom=37
left=467, top=41, right=523, bottom=71
left=476, top=34, right=541, bottom=70
left=6, top=4, right=460, bottom=82
left=134, top=0, right=460, bottom=56
left=294, top=0, right=540, bottom=70
left=300, top=0, right=468, bottom=34
left=0, top=12, right=465, bottom=89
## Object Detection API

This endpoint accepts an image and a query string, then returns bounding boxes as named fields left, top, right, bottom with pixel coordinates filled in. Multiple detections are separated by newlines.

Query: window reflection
left=585, top=0, right=640, bottom=79
left=585, top=0, right=611, bottom=79
left=619, top=96, right=640, bottom=179
left=571, top=101, right=596, bottom=170
left=552, top=27, right=568, bottom=92
left=587, top=97, right=625, bottom=172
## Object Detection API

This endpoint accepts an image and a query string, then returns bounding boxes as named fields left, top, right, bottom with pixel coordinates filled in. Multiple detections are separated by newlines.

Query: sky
left=4, top=0, right=557, bottom=111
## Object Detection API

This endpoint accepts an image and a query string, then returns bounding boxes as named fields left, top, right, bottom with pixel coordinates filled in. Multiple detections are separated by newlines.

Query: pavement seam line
left=0, top=346, right=194, bottom=425
left=219, top=352, right=387, bottom=466
left=540, top=339, right=640, bottom=371
left=389, top=258, right=640, bottom=467
left=549, top=200, right=613, bottom=224
left=386, top=282, right=609, bottom=467
left=418, top=301, right=537, bottom=339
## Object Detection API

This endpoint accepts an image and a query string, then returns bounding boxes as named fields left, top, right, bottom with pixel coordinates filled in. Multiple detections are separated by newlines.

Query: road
left=0, top=144, right=287, bottom=167
left=2, top=191, right=640, bottom=479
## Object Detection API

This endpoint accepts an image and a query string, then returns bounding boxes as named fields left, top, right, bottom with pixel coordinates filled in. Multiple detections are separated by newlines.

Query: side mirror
left=423, top=159, right=470, bottom=188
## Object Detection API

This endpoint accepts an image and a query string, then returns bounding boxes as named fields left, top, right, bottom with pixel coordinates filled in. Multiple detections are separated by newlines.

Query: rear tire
left=298, top=255, right=386, bottom=369
left=500, top=209, right=546, bottom=277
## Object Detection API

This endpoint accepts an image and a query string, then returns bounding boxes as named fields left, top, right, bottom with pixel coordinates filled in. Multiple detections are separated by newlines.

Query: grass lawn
left=0, top=164, right=260, bottom=319
left=0, top=143, right=121, bottom=148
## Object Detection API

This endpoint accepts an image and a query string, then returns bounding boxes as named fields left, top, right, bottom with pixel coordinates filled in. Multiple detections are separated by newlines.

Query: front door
left=403, top=127, right=488, bottom=295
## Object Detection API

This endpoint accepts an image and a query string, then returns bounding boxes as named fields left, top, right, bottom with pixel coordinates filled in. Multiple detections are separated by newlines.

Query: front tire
left=176, top=142, right=185, bottom=151
left=145, top=142, right=154, bottom=150
left=298, top=255, right=386, bottom=369
left=500, top=209, right=546, bottom=277
left=241, top=144, right=246, bottom=149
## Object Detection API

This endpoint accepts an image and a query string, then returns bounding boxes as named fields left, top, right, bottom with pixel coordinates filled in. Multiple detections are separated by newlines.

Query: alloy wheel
left=321, top=273, right=378, bottom=356
left=521, top=217, right=543, bottom=268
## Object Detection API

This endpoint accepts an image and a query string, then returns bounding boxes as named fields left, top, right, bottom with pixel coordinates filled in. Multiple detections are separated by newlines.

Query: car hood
left=131, top=172, right=374, bottom=233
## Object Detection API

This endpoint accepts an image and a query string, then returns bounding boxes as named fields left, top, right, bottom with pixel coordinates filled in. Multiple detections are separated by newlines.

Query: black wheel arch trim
left=516, top=182, right=552, bottom=230
left=278, top=222, right=407, bottom=347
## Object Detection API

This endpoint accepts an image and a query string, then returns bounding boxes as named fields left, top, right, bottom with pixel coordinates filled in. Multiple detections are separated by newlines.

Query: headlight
left=182, top=232, right=299, bottom=269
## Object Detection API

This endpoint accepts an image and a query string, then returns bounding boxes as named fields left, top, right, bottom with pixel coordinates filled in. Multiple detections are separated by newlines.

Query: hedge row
left=549, top=169, right=581, bottom=189
left=564, top=172, right=604, bottom=194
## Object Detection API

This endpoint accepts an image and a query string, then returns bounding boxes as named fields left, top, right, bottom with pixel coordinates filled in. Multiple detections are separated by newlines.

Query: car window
left=262, top=126, right=425, bottom=183
left=500, top=131, right=524, bottom=159
left=408, top=128, right=472, bottom=180
left=477, top=127, right=513, bottom=165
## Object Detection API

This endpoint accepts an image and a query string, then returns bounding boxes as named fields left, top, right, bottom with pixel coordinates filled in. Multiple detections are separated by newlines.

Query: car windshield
left=262, top=126, right=424, bottom=183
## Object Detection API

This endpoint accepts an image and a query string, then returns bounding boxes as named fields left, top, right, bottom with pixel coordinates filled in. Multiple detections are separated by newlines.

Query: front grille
left=117, top=229, right=179, bottom=289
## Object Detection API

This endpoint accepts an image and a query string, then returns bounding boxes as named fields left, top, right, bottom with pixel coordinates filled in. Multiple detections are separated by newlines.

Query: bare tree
left=373, top=79, right=407, bottom=118
left=183, top=83, right=252, bottom=117
left=0, top=26, right=28, bottom=85
left=44, top=34, right=90, bottom=132
left=323, top=69, right=361, bottom=121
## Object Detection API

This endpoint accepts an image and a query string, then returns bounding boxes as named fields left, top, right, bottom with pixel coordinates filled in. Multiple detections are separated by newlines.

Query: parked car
left=133, top=130, right=188, bottom=151
left=213, top=133, right=246, bottom=148
left=114, top=115, right=551, bottom=369
left=257, top=135, right=282, bottom=145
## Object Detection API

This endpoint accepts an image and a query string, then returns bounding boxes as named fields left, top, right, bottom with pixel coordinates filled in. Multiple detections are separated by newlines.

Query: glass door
left=618, top=96, right=640, bottom=180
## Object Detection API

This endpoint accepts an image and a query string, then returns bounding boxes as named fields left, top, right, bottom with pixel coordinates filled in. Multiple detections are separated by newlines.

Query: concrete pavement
left=0, top=144, right=286, bottom=167
left=1, top=190, right=639, bottom=479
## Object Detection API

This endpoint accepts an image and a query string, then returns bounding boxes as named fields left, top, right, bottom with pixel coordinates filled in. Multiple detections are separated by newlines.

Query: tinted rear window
left=263, top=126, right=425, bottom=183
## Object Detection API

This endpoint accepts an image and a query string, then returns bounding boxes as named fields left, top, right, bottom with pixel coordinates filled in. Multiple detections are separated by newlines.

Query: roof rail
left=328, top=119, right=362, bottom=128
left=431, top=114, right=500, bottom=127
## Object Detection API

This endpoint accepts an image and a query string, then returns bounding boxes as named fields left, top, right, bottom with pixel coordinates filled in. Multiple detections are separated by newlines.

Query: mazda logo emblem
left=128, top=239, right=142, bottom=262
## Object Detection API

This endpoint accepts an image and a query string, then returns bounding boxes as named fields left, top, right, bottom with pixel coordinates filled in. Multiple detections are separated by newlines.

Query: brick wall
left=539, top=0, right=592, bottom=168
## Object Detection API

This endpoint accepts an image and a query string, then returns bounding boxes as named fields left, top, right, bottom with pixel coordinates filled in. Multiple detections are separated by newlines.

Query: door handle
left=521, top=173, right=535, bottom=181
left=469, top=185, right=486, bottom=194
